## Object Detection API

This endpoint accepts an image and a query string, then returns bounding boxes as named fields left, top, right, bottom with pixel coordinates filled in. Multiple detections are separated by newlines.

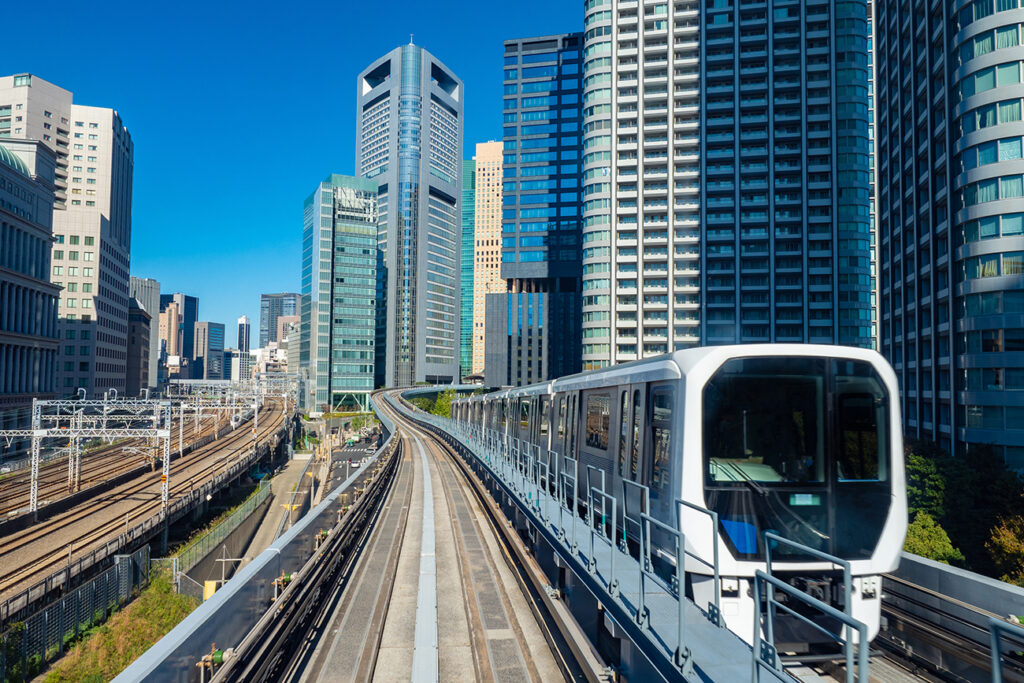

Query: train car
left=452, top=344, right=906, bottom=651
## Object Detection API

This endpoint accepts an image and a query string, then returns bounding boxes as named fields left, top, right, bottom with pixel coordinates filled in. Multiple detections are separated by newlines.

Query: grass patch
left=43, top=571, right=198, bottom=683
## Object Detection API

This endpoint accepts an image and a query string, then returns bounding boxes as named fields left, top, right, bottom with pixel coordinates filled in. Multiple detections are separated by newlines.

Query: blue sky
left=5, top=0, right=580, bottom=347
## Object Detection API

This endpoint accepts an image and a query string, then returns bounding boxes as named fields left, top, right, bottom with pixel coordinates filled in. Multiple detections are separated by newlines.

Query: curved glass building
left=878, top=0, right=1024, bottom=463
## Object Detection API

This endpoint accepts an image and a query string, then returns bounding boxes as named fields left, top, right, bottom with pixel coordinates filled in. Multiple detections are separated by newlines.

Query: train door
left=538, top=395, right=551, bottom=454
left=644, top=382, right=676, bottom=526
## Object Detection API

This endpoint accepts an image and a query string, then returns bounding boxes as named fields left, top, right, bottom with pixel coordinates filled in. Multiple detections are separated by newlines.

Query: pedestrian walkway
left=239, top=459, right=308, bottom=568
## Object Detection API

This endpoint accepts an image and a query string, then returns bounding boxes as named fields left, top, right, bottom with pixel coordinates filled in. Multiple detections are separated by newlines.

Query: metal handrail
left=677, top=498, right=721, bottom=626
left=763, top=531, right=854, bottom=676
left=752, top=570, right=868, bottom=683
left=639, top=511, right=691, bottom=671
left=989, top=616, right=1024, bottom=683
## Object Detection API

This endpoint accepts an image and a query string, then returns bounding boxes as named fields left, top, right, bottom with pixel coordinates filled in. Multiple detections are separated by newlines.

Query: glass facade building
left=579, top=0, right=873, bottom=370
left=358, top=43, right=463, bottom=386
left=301, top=174, right=378, bottom=412
left=876, top=0, right=1024, bottom=464
left=259, top=292, right=300, bottom=348
left=485, top=33, right=584, bottom=386
left=461, top=159, right=475, bottom=379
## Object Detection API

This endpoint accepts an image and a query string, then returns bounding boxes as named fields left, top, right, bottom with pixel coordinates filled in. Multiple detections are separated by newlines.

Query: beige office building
left=471, top=141, right=503, bottom=374
left=0, top=74, right=133, bottom=396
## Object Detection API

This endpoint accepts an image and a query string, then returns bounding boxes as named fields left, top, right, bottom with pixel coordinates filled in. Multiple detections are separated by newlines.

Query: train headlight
left=721, top=577, right=740, bottom=596
left=860, top=575, right=879, bottom=599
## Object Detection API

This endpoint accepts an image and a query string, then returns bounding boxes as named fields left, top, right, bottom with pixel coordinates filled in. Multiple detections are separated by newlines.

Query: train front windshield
left=702, top=357, right=890, bottom=560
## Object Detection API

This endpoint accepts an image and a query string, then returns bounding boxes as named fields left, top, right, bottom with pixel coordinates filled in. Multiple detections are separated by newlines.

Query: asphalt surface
left=329, top=442, right=378, bottom=489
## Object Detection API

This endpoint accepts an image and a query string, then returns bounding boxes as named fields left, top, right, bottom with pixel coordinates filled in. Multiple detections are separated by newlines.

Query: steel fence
left=173, top=480, right=272, bottom=574
left=0, top=545, right=149, bottom=682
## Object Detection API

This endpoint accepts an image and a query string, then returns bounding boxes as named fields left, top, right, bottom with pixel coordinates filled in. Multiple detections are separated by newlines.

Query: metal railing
left=172, top=480, right=272, bottom=574
left=752, top=570, right=868, bottom=683
left=0, top=546, right=150, bottom=682
left=989, top=617, right=1024, bottom=683
left=400, top=396, right=875, bottom=682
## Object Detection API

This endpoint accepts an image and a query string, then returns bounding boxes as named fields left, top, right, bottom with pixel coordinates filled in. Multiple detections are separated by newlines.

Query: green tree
left=431, top=388, right=455, bottom=418
left=905, top=448, right=946, bottom=519
left=988, top=514, right=1024, bottom=586
left=904, top=512, right=965, bottom=565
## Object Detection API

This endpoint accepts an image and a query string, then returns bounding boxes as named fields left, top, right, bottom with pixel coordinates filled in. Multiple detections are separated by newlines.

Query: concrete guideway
left=292, top=410, right=566, bottom=683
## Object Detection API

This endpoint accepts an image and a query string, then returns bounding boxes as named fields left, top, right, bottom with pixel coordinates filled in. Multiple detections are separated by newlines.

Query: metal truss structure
left=0, top=390, right=171, bottom=516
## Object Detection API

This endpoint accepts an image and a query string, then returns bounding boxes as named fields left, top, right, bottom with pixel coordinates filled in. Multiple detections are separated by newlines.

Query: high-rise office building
left=259, top=292, right=300, bottom=348
left=129, top=276, right=160, bottom=389
left=159, top=293, right=198, bottom=361
left=358, top=42, right=464, bottom=386
left=472, top=141, right=504, bottom=374
left=126, top=298, right=151, bottom=395
left=875, top=0, right=1024, bottom=464
left=300, top=174, right=378, bottom=411
left=0, top=139, right=59, bottom=460
left=193, top=321, right=225, bottom=380
left=460, top=159, right=475, bottom=379
left=237, top=315, right=251, bottom=353
left=486, top=33, right=584, bottom=387
left=236, top=314, right=251, bottom=380
left=0, top=74, right=134, bottom=396
left=579, top=0, right=873, bottom=371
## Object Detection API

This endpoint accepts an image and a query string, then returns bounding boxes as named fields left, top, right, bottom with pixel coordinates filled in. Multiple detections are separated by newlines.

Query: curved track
left=0, top=401, right=286, bottom=600
left=0, top=416, right=225, bottom=517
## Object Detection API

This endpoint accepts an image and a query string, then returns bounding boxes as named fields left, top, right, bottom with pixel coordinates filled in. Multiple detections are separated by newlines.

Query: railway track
left=0, top=400, right=286, bottom=600
left=0, top=416, right=223, bottom=517
left=218, top=392, right=587, bottom=683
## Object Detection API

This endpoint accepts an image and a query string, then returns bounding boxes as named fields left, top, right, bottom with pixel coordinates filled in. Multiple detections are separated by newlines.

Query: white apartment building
left=0, top=74, right=134, bottom=395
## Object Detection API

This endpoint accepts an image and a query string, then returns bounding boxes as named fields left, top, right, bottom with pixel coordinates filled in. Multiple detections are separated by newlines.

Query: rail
left=0, top=407, right=288, bottom=624
left=111, top=393, right=399, bottom=682
left=392, top=394, right=783, bottom=682
left=752, top=570, right=868, bottom=683
left=989, top=617, right=1024, bottom=683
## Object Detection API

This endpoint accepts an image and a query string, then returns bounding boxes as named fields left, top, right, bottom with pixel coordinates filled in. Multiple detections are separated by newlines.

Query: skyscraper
left=579, top=0, right=873, bottom=371
left=129, top=276, right=161, bottom=389
left=300, top=174, right=378, bottom=411
left=472, top=141, right=504, bottom=375
left=460, top=159, right=475, bottom=380
left=358, top=42, right=464, bottom=386
left=0, top=139, right=59, bottom=460
left=237, top=315, right=251, bottom=353
left=193, top=321, right=225, bottom=380
left=486, top=33, right=584, bottom=387
left=159, top=293, right=198, bottom=361
left=236, top=314, right=251, bottom=382
left=259, top=292, right=300, bottom=348
left=126, top=299, right=151, bottom=395
left=0, top=74, right=134, bottom=396
left=875, top=0, right=1024, bottom=464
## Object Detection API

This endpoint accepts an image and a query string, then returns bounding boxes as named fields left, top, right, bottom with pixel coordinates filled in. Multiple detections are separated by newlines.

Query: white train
left=451, top=344, right=906, bottom=651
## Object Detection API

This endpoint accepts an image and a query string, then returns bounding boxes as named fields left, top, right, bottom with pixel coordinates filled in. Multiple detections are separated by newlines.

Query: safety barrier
left=392, top=396, right=769, bottom=682
left=0, top=545, right=149, bottom=682
left=989, top=617, right=1024, bottom=683
left=172, top=480, right=273, bottom=574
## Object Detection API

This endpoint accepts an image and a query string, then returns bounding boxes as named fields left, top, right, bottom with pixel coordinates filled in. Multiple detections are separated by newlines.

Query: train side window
left=649, top=388, right=673, bottom=494
left=521, top=399, right=530, bottom=431
left=569, top=394, right=579, bottom=457
left=630, top=389, right=641, bottom=480
left=539, top=397, right=550, bottom=437
left=557, top=397, right=566, bottom=441
left=584, top=393, right=611, bottom=450
left=619, top=390, right=629, bottom=477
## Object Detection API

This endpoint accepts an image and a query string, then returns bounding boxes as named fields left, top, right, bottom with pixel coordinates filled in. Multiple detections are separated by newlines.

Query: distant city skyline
left=2, top=2, right=580, bottom=340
